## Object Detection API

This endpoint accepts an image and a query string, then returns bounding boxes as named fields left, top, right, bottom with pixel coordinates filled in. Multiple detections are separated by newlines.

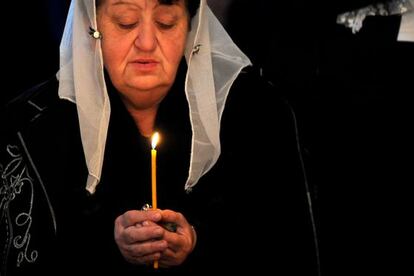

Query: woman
left=1, top=0, right=318, bottom=275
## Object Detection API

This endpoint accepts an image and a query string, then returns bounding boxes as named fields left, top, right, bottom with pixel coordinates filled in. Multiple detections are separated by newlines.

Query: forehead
left=104, top=0, right=185, bottom=7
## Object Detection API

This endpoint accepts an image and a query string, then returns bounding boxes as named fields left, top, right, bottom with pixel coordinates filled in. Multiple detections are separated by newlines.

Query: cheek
left=101, top=44, right=117, bottom=79
left=101, top=37, right=130, bottom=72
left=163, top=31, right=188, bottom=67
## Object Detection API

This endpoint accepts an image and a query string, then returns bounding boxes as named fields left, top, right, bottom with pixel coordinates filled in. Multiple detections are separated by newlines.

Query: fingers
left=163, top=228, right=188, bottom=252
left=160, top=210, right=195, bottom=250
left=159, top=247, right=186, bottom=267
left=153, top=210, right=196, bottom=267
left=115, top=211, right=164, bottom=246
left=120, top=224, right=165, bottom=244
left=124, top=239, right=167, bottom=259
left=160, top=209, right=185, bottom=226
left=123, top=244, right=165, bottom=266
left=115, top=210, right=168, bottom=265
left=135, top=252, right=161, bottom=265
left=157, top=228, right=197, bottom=267
left=116, top=210, right=162, bottom=228
left=114, top=209, right=196, bottom=268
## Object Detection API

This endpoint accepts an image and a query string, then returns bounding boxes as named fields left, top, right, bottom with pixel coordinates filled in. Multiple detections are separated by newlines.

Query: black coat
left=0, top=66, right=319, bottom=275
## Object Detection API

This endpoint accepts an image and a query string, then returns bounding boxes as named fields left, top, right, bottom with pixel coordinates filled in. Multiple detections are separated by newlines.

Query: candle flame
left=151, top=132, right=160, bottom=149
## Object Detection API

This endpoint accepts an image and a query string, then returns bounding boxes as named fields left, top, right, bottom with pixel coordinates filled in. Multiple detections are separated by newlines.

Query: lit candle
left=151, top=132, right=160, bottom=269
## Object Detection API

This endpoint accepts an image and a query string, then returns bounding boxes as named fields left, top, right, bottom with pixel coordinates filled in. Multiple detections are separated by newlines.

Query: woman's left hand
left=156, top=209, right=197, bottom=267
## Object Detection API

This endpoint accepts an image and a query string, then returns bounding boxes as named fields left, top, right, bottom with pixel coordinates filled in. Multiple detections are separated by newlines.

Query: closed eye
left=118, top=22, right=138, bottom=30
left=156, top=21, right=175, bottom=30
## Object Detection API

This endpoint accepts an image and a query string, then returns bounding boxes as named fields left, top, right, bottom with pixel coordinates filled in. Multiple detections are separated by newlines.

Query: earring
left=89, top=27, right=102, bottom=39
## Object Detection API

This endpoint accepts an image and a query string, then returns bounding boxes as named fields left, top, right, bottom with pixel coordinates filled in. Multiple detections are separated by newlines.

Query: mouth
left=133, top=58, right=158, bottom=64
left=130, top=59, right=159, bottom=71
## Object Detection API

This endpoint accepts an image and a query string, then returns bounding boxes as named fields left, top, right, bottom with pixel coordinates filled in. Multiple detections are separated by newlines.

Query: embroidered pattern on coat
left=1, top=144, right=38, bottom=274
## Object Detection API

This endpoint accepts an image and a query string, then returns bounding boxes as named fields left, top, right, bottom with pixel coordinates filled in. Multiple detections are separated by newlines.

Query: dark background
left=2, top=0, right=413, bottom=274
left=2, top=0, right=68, bottom=104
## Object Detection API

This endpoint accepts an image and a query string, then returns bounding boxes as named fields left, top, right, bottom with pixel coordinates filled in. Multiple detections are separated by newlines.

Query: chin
left=129, top=77, right=171, bottom=92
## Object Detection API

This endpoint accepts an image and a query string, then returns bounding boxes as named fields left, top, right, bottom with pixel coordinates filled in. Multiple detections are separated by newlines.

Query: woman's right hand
left=114, top=210, right=168, bottom=265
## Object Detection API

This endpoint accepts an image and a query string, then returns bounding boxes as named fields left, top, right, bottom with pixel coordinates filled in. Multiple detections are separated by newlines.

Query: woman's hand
left=114, top=209, right=197, bottom=267
left=114, top=210, right=167, bottom=265
left=156, top=209, right=197, bottom=267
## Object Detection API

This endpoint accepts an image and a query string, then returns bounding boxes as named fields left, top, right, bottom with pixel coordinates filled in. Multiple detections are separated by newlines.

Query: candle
left=150, top=132, right=160, bottom=269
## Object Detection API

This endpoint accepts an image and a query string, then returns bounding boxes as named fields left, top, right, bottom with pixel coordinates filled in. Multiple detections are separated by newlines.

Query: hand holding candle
left=151, top=132, right=160, bottom=269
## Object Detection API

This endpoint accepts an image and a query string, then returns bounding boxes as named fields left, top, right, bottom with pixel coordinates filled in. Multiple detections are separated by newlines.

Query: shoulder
left=220, top=65, right=303, bottom=177
left=228, top=65, right=276, bottom=104
left=223, top=65, right=296, bottom=139
left=0, top=77, right=73, bottom=139
left=0, top=78, right=87, bottom=275
left=227, top=65, right=293, bottom=115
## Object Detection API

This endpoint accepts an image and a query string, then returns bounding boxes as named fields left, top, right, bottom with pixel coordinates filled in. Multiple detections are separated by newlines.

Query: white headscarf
left=58, top=0, right=251, bottom=194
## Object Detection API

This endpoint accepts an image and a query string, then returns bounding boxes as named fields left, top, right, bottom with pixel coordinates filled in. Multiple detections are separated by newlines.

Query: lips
left=130, top=58, right=159, bottom=71
left=133, top=58, right=158, bottom=64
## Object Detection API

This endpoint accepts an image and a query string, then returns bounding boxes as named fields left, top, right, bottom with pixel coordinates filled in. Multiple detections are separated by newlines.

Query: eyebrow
left=113, top=0, right=138, bottom=6
left=113, top=0, right=179, bottom=7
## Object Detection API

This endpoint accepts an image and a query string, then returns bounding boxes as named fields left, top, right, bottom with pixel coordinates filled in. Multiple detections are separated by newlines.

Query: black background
left=224, top=1, right=413, bottom=274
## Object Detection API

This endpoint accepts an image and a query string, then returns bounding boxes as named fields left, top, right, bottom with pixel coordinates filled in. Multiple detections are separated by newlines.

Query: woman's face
left=97, top=0, right=189, bottom=110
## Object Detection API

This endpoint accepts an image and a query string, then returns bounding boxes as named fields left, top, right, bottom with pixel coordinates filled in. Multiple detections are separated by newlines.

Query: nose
left=134, top=21, right=156, bottom=52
